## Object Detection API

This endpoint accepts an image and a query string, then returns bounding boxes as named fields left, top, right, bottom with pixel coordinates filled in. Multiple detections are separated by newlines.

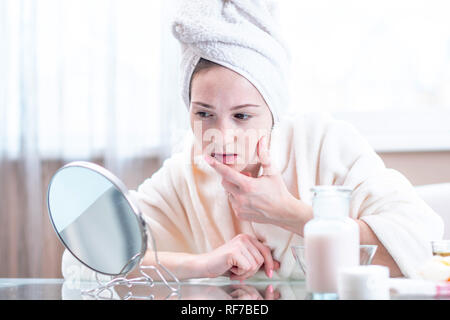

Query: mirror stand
left=81, top=222, right=181, bottom=300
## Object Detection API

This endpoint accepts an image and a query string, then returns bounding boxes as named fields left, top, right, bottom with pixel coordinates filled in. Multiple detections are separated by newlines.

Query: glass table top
left=0, top=278, right=448, bottom=300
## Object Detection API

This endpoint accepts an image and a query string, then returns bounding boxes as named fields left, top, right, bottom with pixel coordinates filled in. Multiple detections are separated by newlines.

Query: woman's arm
left=128, top=251, right=206, bottom=280
left=356, top=219, right=403, bottom=277
left=127, top=233, right=280, bottom=281
left=281, top=195, right=403, bottom=277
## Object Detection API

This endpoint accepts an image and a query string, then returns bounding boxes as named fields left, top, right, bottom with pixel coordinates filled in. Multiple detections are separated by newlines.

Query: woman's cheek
left=251, top=149, right=259, bottom=166
left=247, top=138, right=260, bottom=165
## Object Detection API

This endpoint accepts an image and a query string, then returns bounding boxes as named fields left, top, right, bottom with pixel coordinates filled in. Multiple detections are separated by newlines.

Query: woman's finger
left=257, top=136, right=275, bottom=176
left=229, top=286, right=263, bottom=300
left=248, top=236, right=275, bottom=278
left=265, top=285, right=274, bottom=300
left=229, top=251, right=253, bottom=276
left=230, top=247, right=260, bottom=280
left=261, top=259, right=280, bottom=271
left=274, top=260, right=280, bottom=270
left=204, top=154, right=250, bottom=186
left=242, top=242, right=265, bottom=274
left=264, top=285, right=281, bottom=300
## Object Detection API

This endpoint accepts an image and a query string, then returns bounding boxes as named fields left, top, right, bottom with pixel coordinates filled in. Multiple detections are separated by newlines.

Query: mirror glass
left=47, top=162, right=146, bottom=276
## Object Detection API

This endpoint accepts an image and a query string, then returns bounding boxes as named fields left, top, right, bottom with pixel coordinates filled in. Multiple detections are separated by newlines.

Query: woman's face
left=189, top=65, right=273, bottom=175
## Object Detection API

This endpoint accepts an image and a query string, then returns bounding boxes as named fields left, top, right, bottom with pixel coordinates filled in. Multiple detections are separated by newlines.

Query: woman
left=62, top=0, right=443, bottom=283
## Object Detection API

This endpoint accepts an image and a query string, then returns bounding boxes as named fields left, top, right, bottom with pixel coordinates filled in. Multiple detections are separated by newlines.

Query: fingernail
left=268, top=284, right=273, bottom=293
left=268, top=269, right=273, bottom=279
left=240, top=279, right=244, bottom=284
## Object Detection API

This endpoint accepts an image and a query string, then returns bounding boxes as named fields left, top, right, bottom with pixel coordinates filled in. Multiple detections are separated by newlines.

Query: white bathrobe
left=61, top=111, right=444, bottom=281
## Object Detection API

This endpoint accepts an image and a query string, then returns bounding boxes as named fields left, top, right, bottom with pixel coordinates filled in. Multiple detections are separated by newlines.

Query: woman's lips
left=211, top=153, right=238, bottom=164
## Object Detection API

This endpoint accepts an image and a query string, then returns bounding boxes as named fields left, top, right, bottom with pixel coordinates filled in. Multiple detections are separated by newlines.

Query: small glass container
left=431, top=240, right=450, bottom=257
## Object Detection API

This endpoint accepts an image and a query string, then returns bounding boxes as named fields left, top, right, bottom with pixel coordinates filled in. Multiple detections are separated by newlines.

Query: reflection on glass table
left=61, top=278, right=304, bottom=300
left=0, top=278, right=307, bottom=300
left=1, top=278, right=449, bottom=300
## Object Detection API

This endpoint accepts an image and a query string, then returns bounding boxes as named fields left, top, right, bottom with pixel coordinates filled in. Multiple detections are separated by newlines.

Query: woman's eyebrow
left=191, top=101, right=261, bottom=110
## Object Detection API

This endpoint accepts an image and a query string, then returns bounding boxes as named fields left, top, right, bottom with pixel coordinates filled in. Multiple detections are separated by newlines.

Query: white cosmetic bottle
left=304, top=186, right=360, bottom=299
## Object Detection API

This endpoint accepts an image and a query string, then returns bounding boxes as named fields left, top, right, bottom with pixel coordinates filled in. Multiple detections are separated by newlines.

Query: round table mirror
left=47, top=161, right=147, bottom=276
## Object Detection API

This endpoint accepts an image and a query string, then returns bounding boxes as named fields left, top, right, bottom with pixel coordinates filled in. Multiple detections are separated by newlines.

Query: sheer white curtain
left=0, top=0, right=188, bottom=277
left=1, top=0, right=188, bottom=161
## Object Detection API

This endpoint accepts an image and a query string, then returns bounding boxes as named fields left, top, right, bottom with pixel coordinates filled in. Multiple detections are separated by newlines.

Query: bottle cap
left=338, top=265, right=390, bottom=300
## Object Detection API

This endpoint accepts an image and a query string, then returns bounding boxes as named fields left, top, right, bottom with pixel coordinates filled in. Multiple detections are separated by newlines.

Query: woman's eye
left=196, top=111, right=212, bottom=118
left=234, top=113, right=251, bottom=120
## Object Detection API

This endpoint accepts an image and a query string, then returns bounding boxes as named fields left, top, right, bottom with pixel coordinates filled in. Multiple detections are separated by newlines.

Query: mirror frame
left=47, top=161, right=148, bottom=277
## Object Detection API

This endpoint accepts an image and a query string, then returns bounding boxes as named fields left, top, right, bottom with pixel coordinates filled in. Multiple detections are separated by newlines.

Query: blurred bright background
left=1, top=0, right=449, bottom=278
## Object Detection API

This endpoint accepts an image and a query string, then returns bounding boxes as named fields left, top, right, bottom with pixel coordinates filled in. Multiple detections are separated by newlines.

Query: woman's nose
left=217, top=120, right=238, bottom=144
left=222, top=129, right=238, bottom=146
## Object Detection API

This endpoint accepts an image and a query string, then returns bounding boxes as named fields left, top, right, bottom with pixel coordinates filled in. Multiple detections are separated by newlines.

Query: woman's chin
left=224, top=162, right=247, bottom=172
left=224, top=162, right=245, bottom=171
left=213, top=155, right=247, bottom=170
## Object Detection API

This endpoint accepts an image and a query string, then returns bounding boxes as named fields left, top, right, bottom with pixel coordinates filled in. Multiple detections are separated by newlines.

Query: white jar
left=304, top=186, right=360, bottom=297
left=338, top=265, right=390, bottom=300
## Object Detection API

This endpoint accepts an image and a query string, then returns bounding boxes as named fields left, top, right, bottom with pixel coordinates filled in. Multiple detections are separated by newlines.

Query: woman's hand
left=179, top=284, right=281, bottom=300
left=198, top=233, right=280, bottom=281
left=204, top=136, right=313, bottom=235
left=229, top=284, right=281, bottom=300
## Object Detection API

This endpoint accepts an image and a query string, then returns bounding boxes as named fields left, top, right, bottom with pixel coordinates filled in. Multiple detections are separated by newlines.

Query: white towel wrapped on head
left=171, top=0, right=292, bottom=124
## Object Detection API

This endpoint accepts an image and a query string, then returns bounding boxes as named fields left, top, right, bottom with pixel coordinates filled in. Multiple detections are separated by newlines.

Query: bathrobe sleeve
left=129, top=153, right=197, bottom=254
left=316, top=115, right=445, bottom=278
